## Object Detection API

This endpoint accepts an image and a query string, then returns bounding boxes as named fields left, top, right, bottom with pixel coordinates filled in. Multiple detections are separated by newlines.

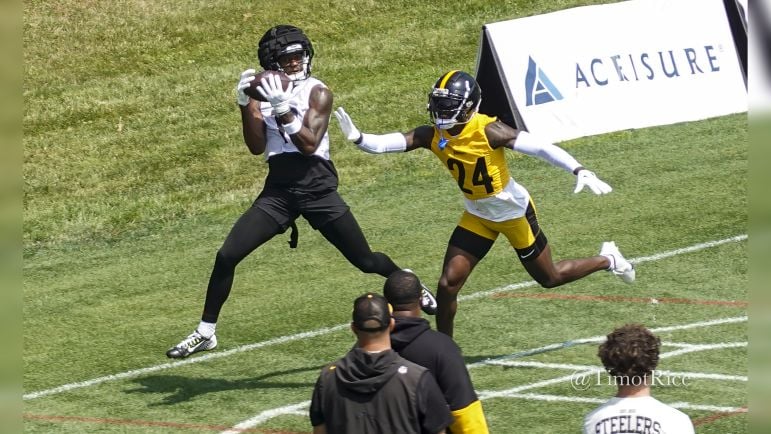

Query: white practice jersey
left=259, top=77, right=330, bottom=161
left=583, top=396, right=695, bottom=434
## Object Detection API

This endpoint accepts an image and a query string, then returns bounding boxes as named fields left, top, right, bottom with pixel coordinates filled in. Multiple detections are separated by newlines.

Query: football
left=244, top=70, right=291, bottom=102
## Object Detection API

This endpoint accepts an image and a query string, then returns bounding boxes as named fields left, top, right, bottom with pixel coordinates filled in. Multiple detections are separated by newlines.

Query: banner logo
left=525, top=56, right=563, bottom=106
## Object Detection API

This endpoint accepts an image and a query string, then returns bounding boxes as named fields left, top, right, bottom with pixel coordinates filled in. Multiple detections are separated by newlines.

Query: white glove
left=235, top=69, right=255, bottom=106
left=257, top=74, right=294, bottom=115
left=574, top=169, right=612, bottom=195
left=334, top=107, right=362, bottom=142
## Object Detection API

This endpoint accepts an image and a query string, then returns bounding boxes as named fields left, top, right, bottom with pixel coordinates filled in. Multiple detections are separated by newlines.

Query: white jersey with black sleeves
left=260, top=77, right=330, bottom=161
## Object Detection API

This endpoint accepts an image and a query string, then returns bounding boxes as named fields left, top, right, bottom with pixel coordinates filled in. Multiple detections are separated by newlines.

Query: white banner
left=482, top=0, right=747, bottom=143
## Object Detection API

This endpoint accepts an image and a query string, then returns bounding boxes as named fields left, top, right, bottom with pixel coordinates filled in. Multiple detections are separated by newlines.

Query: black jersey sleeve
left=433, top=336, right=479, bottom=411
left=309, top=373, right=326, bottom=426
left=416, top=371, right=453, bottom=434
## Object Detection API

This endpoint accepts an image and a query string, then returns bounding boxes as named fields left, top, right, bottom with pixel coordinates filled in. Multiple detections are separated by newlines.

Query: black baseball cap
left=352, top=293, right=392, bottom=332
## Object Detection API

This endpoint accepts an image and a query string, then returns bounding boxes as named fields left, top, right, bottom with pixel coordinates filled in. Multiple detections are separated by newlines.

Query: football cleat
left=166, top=330, right=217, bottom=359
left=600, top=241, right=635, bottom=283
left=403, top=268, right=438, bottom=315
left=419, top=284, right=438, bottom=315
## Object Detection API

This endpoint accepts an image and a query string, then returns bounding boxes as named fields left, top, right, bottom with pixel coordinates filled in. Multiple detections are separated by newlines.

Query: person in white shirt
left=583, top=323, right=695, bottom=434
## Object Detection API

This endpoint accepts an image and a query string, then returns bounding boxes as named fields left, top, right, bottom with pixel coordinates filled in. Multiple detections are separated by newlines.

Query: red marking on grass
left=692, top=407, right=747, bottom=426
left=492, top=292, right=747, bottom=307
left=23, top=413, right=309, bottom=433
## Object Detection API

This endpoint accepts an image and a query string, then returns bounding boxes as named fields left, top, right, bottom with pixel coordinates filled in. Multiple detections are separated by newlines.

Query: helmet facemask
left=276, top=44, right=311, bottom=82
left=427, top=71, right=481, bottom=130
left=258, top=25, right=314, bottom=84
left=428, top=90, right=478, bottom=130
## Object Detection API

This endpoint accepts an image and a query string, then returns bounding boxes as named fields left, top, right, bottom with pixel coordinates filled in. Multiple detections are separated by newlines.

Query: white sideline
left=24, top=234, right=748, bottom=402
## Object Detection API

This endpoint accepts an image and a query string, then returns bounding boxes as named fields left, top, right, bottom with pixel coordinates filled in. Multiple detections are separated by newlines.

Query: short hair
left=598, top=323, right=660, bottom=380
left=352, top=292, right=391, bottom=332
left=383, top=270, right=421, bottom=311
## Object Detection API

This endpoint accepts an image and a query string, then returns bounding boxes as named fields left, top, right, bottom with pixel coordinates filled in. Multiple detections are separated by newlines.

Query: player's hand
left=334, top=107, right=362, bottom=142
left=257, top=74, right=294, bottom=115
left=574, top=169, right=612, bottom=195
left=236, top=69, right=256, bottom=107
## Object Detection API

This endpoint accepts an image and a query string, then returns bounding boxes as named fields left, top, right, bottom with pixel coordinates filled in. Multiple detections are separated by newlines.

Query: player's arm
left=418, top=372, right=453, bottom=434
left=309, top=373, right=328, bottom=433
left=333, top=107, right=432, bottom=153
left=236, top=69, right=268, bottom=155
left=276, top=85, right=332, bottom=155
left=256, top=74, right=330, bottom=155
left=434, top=340, right=490, bottom=433
left=487, top=121, right=613, bottom=195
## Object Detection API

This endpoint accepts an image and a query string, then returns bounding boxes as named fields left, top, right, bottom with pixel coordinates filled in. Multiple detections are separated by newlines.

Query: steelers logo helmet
left=427, top=70, right=481, bottom=129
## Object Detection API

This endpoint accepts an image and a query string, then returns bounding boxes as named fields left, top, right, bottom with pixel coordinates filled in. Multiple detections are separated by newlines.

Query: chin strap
left=283, top=60, right=311, bottom=82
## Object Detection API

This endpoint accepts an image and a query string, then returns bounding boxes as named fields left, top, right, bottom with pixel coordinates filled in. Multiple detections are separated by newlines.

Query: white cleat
left=600, top=241, right=635, bottom=283
left=166, top=330, right=218, bottom=359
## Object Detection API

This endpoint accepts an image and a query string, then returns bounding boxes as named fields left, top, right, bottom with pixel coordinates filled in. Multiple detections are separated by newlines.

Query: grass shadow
left=125, top=365, right=324, bottom=406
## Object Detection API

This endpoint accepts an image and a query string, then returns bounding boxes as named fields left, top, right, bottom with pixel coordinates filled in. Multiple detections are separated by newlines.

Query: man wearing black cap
left=385, top=270, right=489, bottom=433
left=309, top=293, right=452, bottom=434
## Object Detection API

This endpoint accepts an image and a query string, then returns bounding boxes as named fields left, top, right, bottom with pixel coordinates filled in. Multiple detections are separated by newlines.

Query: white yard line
left=460, top=234, right=748, bottom=302
left=662, top=342, right=706, bottom=348
left=23, top=324, right=348, bottom=400
left=653, top=369, right=747, bottom=382
left=630, top=234, right=747, bottom=264
left=466, top=316, right=748, bottom=369
left=484, top=342, right=748, bottom=382
left=481, top=393, right=745, bottom=413
left=24, top=234, right=747, bottom=411
left=476, top=343, right=747, bottom=400
left=487, top=355, right=748, bottom=382
left=657, top=341, right=747, bottom=359
left=219, top=401, right=310, bottom=434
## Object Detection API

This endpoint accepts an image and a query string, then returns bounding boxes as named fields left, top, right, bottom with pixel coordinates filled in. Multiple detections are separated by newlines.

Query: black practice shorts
left=254, top=186, right=350, bottom=231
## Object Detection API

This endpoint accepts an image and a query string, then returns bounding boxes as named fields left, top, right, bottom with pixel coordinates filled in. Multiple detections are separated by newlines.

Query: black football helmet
left=257, top=25, right=314, bottom=82
left=427, top=70, right=482, bottom=129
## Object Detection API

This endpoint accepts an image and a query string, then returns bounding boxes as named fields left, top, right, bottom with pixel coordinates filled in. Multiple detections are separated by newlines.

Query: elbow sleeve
left=356, top=132, right=407, bottom=154
left=513, top=131, right=581, bottom=173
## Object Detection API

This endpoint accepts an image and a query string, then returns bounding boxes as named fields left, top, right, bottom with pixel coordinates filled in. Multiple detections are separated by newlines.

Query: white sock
left=197, top=321, right=216, bottom=338
left=601, top=254, right=615, bottom=271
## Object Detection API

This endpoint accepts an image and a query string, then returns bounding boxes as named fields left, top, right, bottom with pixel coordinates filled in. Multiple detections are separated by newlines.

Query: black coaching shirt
left=310, top=348, right=452, bottom=434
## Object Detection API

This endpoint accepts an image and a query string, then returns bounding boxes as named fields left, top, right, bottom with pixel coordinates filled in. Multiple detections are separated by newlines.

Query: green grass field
left=24, top=0, right=747, bottom=432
